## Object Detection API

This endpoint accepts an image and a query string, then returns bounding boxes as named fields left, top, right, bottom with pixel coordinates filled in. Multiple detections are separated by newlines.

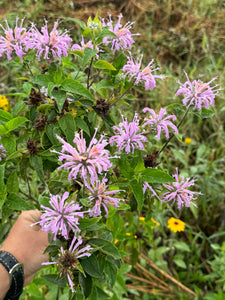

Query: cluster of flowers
left=0, top=14, right=220, bottom=292
left=0, top=16, right=220, bottom=105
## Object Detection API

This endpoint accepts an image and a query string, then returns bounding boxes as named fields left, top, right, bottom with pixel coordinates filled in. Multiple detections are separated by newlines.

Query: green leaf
left=5, top=193, right=32, bottom=211
left=58, top=114, right=76, bottom=144
left=41, top=274, right=67, bottom=287
left=200, top=108, right=215, bottom=119
left=5, top=149, right=23, bottom=161
left=89, top=238, right=121, bottom=259
left=130, top=179, right=144, bottom=211
left=51, top=89, right=67, bottom=113
left=174, top=259, right=187, bottom=269
left=112, top=53, right=127, bottom=71
left=30, top=155, right=45, bottom=184
left=1, top=135, right=16, bottom=155
left=79, top=217, right=102, bottom=230
left=75, top=117, right=90, bottom=136
left=79, top=272, right=93, bottom=298
left=45, top=124, right=60, bottom=145
left=0, top=164, right=7, bottom=210
left=0, top=109, right=13, bottom=122
left=140, top=168, right=174, bottom=183
left=30, top=74, right=53, bottom=87
left=12, top=102, right=26, bottom=118
left=93, top=60, right=116, bottom=70
left=64, top=17, right=86, bottom=30
left=95, top=79, right=114, bottom=91
left=174, top=242, right=190, bottom=252
left=5, top=117, right=27, bottom=133
left=0, top=125, right=7, bottom=135
left=80, top=254, right=102, bottom=278
left=6, top=171, right=19, bottom=194
left=61, top=79, right=95, bottom=101
left=53, top=67, right=63, bottom=84
left=104, top=260, right=117, bottom=287
left=82, top=47, right=98, bottom=68
left=118, top=156, right=134, bottom=179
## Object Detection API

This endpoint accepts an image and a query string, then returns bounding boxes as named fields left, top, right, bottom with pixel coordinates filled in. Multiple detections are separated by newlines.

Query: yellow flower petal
left=184, top=138, right=192, bottom=144
left=168, top=217, right=185, bottom=232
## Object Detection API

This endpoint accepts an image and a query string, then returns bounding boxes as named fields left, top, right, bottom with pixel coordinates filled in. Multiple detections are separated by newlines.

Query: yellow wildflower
left=114, top=239, right=119, bottom=244
left=0, top=95, right=9, bottom=111
left=167, top=217, right=185, bottom=233
left=139, top=217, right=145, bottom=222
left=125, top=233, right=131, bottom=236
left=151, top=218, right=160, bottom=226
left=184, top=138, right=192, bottom=144
left=134, top=235, right=137, bottom=239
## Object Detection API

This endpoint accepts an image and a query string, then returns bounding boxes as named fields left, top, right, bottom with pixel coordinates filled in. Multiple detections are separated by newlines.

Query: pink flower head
left=27, top=20, right=72, bottom=63
left=43, top=235, right=92, bottom=293
left=102, top=13, right=138, bottom=53
left=52, top=129, right=112, bottom=183
left=176, top=71, right=220, bottom=111
left=71, top=36, right=99, bottom=58
left=142, top=107, right=178, bottom=140
left=39, top=192, right=84, bottom=240
left=161, top=168, right=201, bottom=209
left=86, top=177, right=124, bottom=217
left=122, top=53, right=164, bottom=90
left=109, top=113, right=147, bottom=154
left=0, top=18, right=29, bottom=62
left=0, top=137, right=6, bottom=161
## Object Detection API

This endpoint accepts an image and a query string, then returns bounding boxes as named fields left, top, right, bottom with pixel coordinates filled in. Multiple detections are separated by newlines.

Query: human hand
left=0, top=210, right=48, bottom=285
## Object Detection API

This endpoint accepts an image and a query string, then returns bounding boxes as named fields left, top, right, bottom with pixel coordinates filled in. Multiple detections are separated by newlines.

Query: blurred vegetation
left=0, top=0, right=225, bottom=299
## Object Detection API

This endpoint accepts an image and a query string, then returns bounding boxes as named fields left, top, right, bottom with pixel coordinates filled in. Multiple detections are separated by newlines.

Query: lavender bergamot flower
left=38, top=191, right=84, bottom=240
left=109, top=113, right=147, bottom=154
left=161, top=168, right=201, bottom=209
left=27, top=20, right=72, bottom=63
left=86, top=177, right=124, bottom=217
left=0, top=18, right=29, bottom=62
left=102, top=13, right=138, bottom=53
left=52, top=129, right=112, bottom=183
left=122, top=53, right=164, bottom=90
left=176, top=71, right=220, bottom=111
left=142, top=107, right=178, bottom=140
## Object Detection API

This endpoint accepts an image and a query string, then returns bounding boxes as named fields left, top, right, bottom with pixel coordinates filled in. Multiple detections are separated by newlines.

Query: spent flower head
left=27, top=20, right=72, bottom=63
left=86, top=177, right=124, bottom=217
left=142, top=107, right=178, bottom=140
left=176, top=71, right=220, bottom=111
left=123, top=53, right=164, bottom=90
left=52, top=129, right=112, bottom=184
left=43, top=236, right=92, bottom=292
left=0, top=18, right=29, bottom=62
left=38, top=191, right=84, bottom=240
left=161, top=168, right=201, bottom=209
left=109, top=113, right=147, bottom=154
left=102, top=13, right=138, bottom=53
